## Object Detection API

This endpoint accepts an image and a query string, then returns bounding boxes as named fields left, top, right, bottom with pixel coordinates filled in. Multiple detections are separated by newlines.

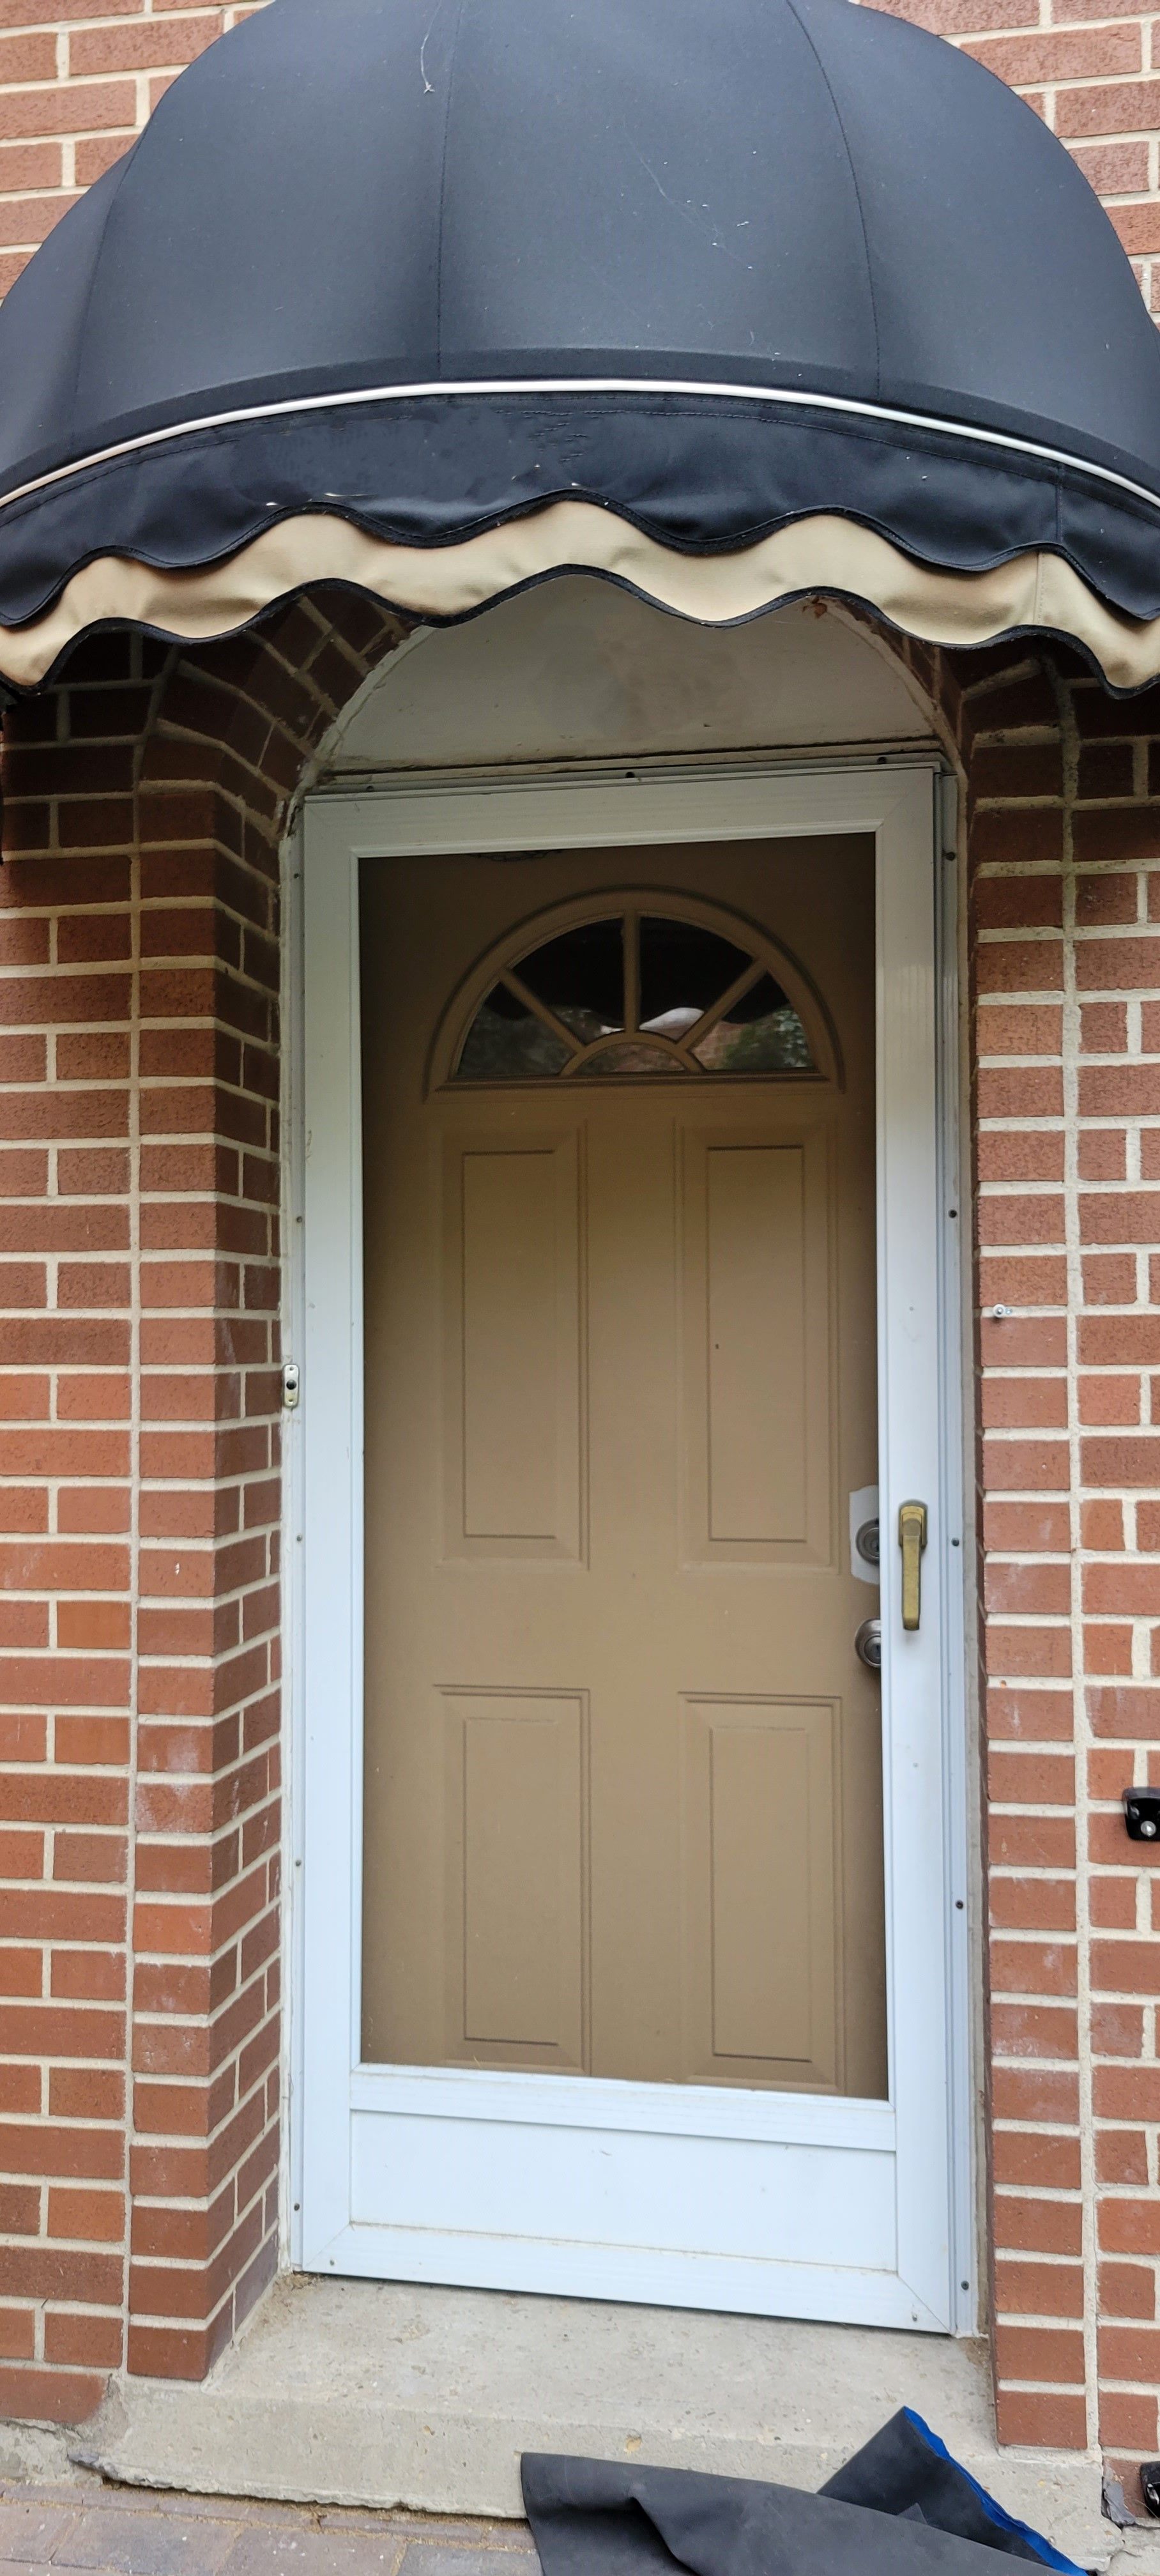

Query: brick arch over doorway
left=0, top=594, right=1159, bottom=2496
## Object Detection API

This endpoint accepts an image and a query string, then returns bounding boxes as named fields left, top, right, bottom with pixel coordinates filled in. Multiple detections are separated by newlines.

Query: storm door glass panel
left=361, top=838, right=884, bottom=2097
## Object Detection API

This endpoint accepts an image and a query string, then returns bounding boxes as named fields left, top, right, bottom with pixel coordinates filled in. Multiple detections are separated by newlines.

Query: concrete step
left=66, top=2276, right=1120, bottom=2568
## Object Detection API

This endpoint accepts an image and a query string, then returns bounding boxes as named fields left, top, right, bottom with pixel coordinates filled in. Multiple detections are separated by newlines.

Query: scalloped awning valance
left=0, top=0, right=1159, bottom=689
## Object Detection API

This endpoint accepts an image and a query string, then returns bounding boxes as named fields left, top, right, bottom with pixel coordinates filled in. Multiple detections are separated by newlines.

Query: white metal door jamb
left=286, top=758, right=968, bottom=2332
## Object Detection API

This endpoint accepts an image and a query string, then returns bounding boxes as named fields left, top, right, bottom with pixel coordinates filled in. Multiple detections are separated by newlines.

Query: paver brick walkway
left=0, top=2484, right=540, bottom=2576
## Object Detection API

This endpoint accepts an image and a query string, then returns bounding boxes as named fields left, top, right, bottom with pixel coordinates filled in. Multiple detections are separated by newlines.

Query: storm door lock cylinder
left=1124, top=1788, right=1160, bottom=1843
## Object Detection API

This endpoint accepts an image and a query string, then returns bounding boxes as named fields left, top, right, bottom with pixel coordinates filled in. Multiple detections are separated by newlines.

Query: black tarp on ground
left=521, top=2411, right=1088, bottom=2576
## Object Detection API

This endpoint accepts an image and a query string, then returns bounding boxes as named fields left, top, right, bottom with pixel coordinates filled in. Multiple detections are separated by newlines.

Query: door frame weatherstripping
left=287, top=758, right=969, bottom=2334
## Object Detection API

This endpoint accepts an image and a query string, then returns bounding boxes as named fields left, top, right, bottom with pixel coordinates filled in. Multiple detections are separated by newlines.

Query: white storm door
left=291, top=760, right=966, bottom=2334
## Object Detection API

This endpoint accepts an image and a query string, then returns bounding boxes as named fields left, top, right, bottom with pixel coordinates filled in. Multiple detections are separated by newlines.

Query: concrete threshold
left=60, top=2276, right=1127, bottom=2570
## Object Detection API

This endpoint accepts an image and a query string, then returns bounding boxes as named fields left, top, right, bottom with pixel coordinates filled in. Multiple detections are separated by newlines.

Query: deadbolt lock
left=855, top=1517, right=880, bottom=1570
left=898, top=1500, right=928, bottom=1632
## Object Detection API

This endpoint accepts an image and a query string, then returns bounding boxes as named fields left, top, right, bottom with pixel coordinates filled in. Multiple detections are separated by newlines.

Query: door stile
left=297, top=823, right=366, bottom=2267
left=293, top=762, right=965, bottom=2326
left=874, top=768, right=956, bottom=2328
left=936, top=782, right=975, bottom=2338
left=283, top=821, right=306, bottom=2272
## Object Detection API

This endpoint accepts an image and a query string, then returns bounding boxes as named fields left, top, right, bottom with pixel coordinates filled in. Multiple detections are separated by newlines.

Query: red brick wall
left=0, top=597, right=403, bottom=2418
left=966, top=656, right=1160, bottom=2488
left=876, top=0, right=1160, bottom=321
left=874, top=0, right=1160, bottom=2497
left=2, top=0, right=1160, bottom=2501
left=885, top=0, right=1160, bottom=2469
left=17, top=588, right=1160, bottom=2492
left=0, top=4, right=266, bottom=302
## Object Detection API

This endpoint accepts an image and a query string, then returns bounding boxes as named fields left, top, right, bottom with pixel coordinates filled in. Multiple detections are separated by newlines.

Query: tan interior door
left=361, top=839, right=885, bottom=2099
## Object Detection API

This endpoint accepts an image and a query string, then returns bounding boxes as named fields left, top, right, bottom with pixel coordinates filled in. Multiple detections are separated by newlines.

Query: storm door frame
left=285, top=756, right=971, bottom=2334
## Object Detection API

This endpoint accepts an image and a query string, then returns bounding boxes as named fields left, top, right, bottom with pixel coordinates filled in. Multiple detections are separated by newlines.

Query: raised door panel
left=442, top=1690, right=588, bottom=2071
left=681, top=1127, right=834, bottom=1565
left=707, top=1142, right=807, bottom=1543
left=682, top=1696, right=840, bottom=2091
left=441, top=1132, right=584, bottom=1560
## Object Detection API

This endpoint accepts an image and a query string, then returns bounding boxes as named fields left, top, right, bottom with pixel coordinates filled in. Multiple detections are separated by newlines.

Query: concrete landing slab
left=71, top=2277, right=1118, bottom=2568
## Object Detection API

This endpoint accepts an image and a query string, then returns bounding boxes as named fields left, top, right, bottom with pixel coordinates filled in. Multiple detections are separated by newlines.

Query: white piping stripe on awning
left=0, top=375, right=1159, bottom=521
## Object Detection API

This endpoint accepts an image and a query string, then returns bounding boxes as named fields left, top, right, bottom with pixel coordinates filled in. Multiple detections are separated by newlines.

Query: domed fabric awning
left=1, top=0, right=1159, bottom=689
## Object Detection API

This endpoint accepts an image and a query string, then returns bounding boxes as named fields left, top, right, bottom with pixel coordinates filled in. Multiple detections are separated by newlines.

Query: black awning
left=0, top=0, right=1159, bottom=687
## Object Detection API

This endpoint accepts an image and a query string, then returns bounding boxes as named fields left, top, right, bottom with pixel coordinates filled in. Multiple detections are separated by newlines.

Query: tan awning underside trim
left=3, top=498, right=1158, bottom=689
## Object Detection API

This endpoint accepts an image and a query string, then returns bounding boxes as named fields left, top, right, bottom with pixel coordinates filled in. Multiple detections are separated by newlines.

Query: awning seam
left=784, top=0, right=883, bottom=402
left=434, top=0, right=468, bottom=372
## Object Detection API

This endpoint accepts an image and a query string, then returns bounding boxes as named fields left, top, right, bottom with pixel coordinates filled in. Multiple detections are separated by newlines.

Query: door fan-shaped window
left=453, top=909, right=816, bottom=1083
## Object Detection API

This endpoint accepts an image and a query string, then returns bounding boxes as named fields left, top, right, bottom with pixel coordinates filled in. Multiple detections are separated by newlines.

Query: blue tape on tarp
left=896, top=2409, right=1085, bottom=2572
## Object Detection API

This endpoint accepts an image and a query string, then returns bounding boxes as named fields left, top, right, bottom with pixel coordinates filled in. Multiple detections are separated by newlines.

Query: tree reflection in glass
left=452, top=911, right=816, bottom=1082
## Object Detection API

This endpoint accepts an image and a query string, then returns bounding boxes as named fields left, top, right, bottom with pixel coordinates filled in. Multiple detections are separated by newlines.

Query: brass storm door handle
left=898, top=1501, right=928, bottom=1631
